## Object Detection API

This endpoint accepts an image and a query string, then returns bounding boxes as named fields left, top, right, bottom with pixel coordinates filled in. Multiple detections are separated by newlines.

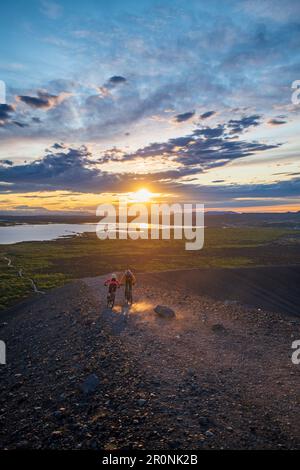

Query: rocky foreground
left=0, top=273, right=299, bottom=450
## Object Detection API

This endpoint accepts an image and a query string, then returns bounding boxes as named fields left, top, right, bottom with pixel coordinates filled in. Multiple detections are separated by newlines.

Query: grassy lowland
left=1, top=223, right=300, bottom=310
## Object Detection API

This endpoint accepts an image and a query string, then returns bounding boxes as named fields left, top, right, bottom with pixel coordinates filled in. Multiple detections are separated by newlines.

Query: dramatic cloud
left=17, top=91, right=70, bottom=109
left=0, top=104, right=15, bottom=124
left=0, top=0, right=299, bottom=210
left=193, top=126, right=225, bottom=139
left=174, top=111, right=195, bottom=123
left=227, top=115, right=261, bottom=134
left=108, top=76, right=127, bottom=86
left=200, top=111, right=216, bottom=119
left=51, top=142, right=66, bottom=149
left=0, top=145, right=126, bottom=193
left=99, top=116, right=281, bottom=179
left=268, top=118, right=287, bottom=126
left=0, top=115, right=282, bottom=195
left=12, top=120, right=28, bottom=128
left=96, top=76, right=127, bottom=98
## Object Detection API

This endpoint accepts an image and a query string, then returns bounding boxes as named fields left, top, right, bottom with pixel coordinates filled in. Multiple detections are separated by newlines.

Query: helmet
left=111, top=273, right=117, bottom=280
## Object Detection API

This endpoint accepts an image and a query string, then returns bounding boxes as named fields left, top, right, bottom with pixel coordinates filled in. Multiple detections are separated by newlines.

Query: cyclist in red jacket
left=104, top=273, right=120, bottom=308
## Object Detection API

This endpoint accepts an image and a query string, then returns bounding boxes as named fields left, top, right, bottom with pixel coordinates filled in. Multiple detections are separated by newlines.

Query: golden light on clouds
left=1, top=189, right=299, bottom=214
left=0, top=191, right=118, bottom=212
left=0, top=188, right=164, bottom=212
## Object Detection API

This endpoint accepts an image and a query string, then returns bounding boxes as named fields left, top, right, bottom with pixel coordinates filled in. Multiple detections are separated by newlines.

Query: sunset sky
left=0, top=0, right=300, bottom=213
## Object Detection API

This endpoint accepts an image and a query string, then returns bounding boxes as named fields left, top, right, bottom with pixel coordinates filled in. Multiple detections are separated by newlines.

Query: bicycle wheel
left=125, top=286, right=132, bottom=305
left=107, top=293, right=114, bottom=308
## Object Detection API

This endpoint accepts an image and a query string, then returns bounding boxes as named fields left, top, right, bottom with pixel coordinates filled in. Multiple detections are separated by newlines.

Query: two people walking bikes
left=104, top=269, right=136, bottom=308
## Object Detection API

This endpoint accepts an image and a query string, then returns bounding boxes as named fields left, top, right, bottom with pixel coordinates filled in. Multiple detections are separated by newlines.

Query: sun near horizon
left=130, top=188, right=153, bottom=203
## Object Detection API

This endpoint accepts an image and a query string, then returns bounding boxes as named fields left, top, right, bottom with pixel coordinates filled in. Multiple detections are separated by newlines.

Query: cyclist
left=120, top=269, right=136, bottom=305
left=104, top=273, right=120, bottom=308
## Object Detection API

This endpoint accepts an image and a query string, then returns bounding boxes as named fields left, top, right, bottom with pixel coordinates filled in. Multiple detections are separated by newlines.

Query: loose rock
left=154, top=305, right=176, bottom=319
left=80, top=373, right=100, bottom=395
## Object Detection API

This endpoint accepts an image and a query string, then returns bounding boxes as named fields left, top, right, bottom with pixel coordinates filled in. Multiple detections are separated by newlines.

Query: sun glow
left=131, top=188, right=153, bottom=202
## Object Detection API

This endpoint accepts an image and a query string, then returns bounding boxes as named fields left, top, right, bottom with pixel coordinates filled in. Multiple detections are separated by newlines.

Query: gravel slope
left=0, top=273, right=299, bottom=449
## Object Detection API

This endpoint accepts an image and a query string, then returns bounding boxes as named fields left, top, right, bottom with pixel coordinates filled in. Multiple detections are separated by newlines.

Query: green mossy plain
left=0, top=226, right=300, bottom=310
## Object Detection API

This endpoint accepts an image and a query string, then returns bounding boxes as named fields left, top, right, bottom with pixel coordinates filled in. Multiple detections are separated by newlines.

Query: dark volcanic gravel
left=0, top=274, right=299, bottom=450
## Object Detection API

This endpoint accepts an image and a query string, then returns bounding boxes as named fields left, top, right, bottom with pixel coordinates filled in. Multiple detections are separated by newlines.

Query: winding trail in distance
left=3, top=256, right=44, bottom=295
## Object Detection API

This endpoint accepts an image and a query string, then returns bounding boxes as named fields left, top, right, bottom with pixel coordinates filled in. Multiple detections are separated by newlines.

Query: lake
left=0, top=222, right=204, bottom=245
left=0, top=222, right=147, bottom=244
left=0, top=223, right=100, bottom=245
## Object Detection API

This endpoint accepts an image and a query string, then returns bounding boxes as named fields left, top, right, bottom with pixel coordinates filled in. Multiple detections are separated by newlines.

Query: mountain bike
left=125, top=282, right=133, bottom=305
left=107, top=289, right=116, bottom=308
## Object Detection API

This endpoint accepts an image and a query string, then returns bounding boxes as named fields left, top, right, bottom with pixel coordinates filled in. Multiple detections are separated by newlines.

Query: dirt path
left=85, top=276, right=300, bottom=449
left=0, top=274, right=299, bottom=449
left=2, top=256, right=44, bottom=294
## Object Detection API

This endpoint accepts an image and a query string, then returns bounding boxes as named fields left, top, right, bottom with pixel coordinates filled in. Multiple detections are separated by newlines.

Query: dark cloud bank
left=0, top=114, right=286, bottom=202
